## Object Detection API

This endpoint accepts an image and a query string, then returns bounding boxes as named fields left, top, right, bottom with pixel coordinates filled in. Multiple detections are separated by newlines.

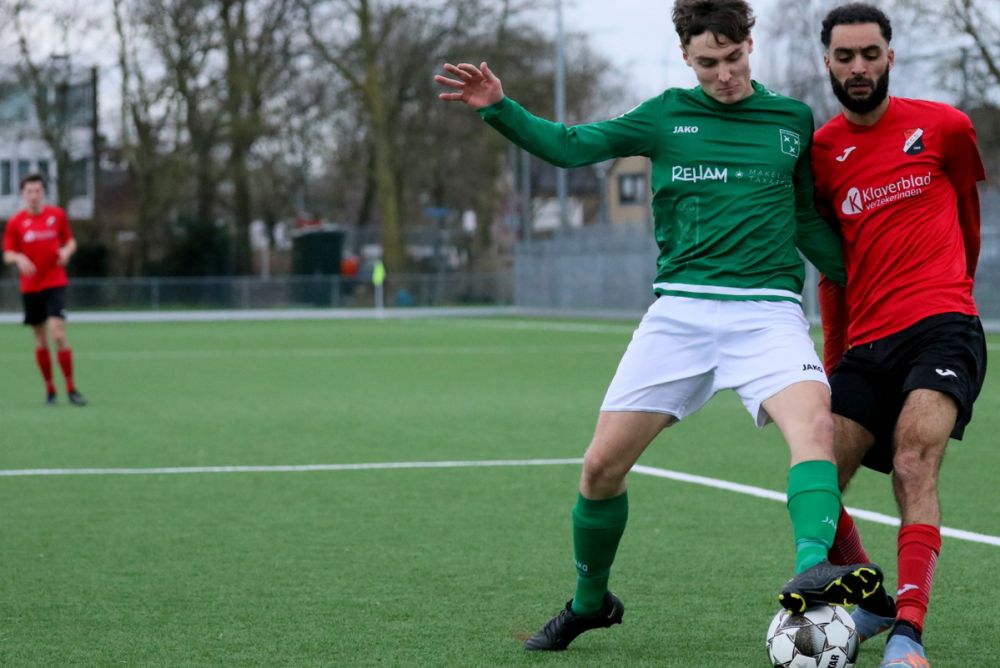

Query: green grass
left=0, top=317, right=997, bottom=666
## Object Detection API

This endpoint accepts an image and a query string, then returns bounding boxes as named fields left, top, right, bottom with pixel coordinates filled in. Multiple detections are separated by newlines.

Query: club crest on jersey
left=779, top=129, right=801, bottom=157
left=47, top=216, right=56, bottom=226
left=903, top=128, right=925, bottom=155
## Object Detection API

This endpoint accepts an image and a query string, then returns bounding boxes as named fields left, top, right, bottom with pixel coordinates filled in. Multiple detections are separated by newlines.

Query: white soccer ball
left=765, top=605, right=859, bottom=668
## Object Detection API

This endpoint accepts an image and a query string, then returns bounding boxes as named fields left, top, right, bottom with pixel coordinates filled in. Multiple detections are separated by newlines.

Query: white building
left=0, top=63, right=97, bottom=220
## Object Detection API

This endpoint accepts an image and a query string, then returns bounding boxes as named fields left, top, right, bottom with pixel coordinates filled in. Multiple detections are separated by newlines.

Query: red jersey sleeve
left=941, top=110, right=986, bottom=278
left=3, top=216, right=18, bottom=253
left=818, top=275, right=848, bottom=375
left=56, top=208, right=73, bottom=245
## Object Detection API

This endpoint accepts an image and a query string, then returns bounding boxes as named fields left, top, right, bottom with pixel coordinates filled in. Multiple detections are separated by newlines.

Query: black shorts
left=22, top=286, right=68, bottom=326
left=830, top=312, right=987, bottom=474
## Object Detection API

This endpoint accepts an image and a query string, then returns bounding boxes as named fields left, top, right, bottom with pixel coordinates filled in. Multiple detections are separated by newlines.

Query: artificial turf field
left=1, top=316, right=997, bottom=667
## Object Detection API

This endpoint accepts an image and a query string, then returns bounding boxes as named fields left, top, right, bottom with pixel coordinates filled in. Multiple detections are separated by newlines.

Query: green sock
left=786, top=460, right=841, bottom=574
left=570, top=491, right=628, bottom=616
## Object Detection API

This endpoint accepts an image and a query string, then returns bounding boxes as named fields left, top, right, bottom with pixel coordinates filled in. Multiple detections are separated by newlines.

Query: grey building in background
left=0, top=62, right=98, bottom=220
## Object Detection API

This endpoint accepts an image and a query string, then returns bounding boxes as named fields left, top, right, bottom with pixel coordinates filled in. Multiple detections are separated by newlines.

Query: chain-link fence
left=512, top=218, right=1000, bottom=330
left=0, top=273, right=514, bottom=312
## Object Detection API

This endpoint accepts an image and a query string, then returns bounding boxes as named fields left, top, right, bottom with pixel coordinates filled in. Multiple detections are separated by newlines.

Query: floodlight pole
left=554, top=0, right=568, bottom=232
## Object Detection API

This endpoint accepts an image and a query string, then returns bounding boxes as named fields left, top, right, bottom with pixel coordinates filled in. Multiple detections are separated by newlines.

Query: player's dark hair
left=672, top=0, right=755, bottom=46
left=821, top=3, right=892, bottom=47
left=20, top=173, right=47, bottom=191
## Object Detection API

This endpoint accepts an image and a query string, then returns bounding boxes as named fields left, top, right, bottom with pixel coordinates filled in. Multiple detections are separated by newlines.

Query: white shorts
left=601, top=296, right=829, bottom=427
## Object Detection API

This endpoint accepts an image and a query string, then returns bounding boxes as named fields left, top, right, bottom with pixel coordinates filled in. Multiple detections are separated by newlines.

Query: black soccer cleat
left=67, top=390, right=88, bottom=406
left=523, top=591, right=624, bottom=651
left=45, top=391, right=57, bottom=406
left=779, top=560, right=884, bottom=613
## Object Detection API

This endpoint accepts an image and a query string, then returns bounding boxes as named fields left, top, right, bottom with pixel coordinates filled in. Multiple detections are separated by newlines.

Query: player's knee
left=891, top=446, right=937, bottom=488
left=797, top=409, right=836, bottom=459
left=581, top=447, right=628, bottom=489
left=812, top=409, right=835, bottom=443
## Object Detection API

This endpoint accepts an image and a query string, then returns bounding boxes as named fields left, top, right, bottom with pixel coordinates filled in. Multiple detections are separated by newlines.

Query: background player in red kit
left=812, top=4, right=986, bottom=667
left=3, top=174, right=88, bottom=406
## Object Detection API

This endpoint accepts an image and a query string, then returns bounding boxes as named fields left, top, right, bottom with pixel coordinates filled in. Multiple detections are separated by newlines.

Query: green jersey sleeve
left=793, top=123, right=846, bottom=286
left=477, top=96, right=658, bottom=168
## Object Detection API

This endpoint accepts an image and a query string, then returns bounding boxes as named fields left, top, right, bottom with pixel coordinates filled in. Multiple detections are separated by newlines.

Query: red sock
left=829, top=506, right=871, bottom=565
left=35, top=347, right=56, bottom=394
left=57, top=348, right=76, bottom=393
left=896, top=524, right=941, bottom=632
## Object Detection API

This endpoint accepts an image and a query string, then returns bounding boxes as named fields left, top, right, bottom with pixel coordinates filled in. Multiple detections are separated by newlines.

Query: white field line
left=631, top=464, right=1000, bottom=547
left=0, top=343, right=621, bottom=362
left=0, top=458, right=584, bottom=477
left=1, top=457, right=997, bottom=548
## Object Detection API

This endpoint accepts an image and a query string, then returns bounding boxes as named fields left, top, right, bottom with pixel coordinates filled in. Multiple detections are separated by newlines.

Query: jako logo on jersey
left=835, top=146, right=857, bottom=162
left=779, top=129, right=801, bottom=157
left=903, top=128, right=925, bottom=155
left=935, top=368, right=958, bottom=378
left=672, top=165, right=728, bottom=183
left=803, top=364, right=823, bottom=372
left=840, top=172, right=932, bottom=216
left=672, top=125, right=699, bottom=134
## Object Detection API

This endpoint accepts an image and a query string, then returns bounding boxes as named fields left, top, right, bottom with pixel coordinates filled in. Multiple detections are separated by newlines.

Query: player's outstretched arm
left=436, top=60, right=652, bottom=168
left=434, top=62, right=504, bottom=110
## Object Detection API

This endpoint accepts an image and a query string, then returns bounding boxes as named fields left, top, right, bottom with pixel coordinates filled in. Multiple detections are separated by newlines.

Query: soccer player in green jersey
left=437, top=0, right=885, bottom=651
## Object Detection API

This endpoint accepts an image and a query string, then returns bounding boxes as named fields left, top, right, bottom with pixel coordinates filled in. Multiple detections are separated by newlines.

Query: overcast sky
left=532, top=0, right=965, bottom=111
left=555, top=0, right=781, bottom=104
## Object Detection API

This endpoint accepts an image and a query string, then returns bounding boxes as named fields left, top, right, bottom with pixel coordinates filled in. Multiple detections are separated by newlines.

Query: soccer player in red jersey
left=3, top=173, right=88, bottom=406
left=812, top=4, right=986, bottom=666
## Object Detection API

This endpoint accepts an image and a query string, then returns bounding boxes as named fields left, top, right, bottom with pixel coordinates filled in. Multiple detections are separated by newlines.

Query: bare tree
left=763, top=0, right=842, bottom=124
left=137, top=0, right=226, bottom=231
left=891, top=0, right=999, bottom=106
left=219, top=0, right=298, bottom=274
left=9, top=0, right=104, bottom=210
left=300, top=0, right=415, bottom=272
left=113, top=0, right=188, bottom=273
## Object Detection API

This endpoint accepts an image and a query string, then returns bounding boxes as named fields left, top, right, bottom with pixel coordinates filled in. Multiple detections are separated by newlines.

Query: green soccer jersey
left=478, top=81, right=845, bottom=302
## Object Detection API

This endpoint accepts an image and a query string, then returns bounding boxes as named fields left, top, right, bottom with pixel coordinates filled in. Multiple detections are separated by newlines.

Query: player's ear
left=680, top=44, right=691, bottom=67
left=887, top=47, right=894, bottom=69
left=746, top=36, right=753, bottom=55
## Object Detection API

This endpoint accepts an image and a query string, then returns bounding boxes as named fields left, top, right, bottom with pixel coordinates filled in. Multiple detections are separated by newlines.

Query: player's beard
left=829, top=69, right=889, bottom=114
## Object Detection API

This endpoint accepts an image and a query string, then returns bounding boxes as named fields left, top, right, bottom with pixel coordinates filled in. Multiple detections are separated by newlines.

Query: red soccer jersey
left=812, top=97, right=985, bottom=348
left=3, top=205, right=73, bottom=294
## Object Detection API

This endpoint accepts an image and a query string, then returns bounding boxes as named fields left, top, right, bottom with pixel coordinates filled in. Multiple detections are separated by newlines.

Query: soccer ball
left=765, top=605, right=859, bottom=668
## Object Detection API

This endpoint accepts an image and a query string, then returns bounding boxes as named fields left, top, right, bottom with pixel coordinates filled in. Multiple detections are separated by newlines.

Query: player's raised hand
left=434, top=61, right=504, bottom=110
